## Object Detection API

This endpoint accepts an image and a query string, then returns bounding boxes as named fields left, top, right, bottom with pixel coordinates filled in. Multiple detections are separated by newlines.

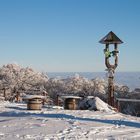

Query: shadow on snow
left=0, top=111, right=140, bottom=128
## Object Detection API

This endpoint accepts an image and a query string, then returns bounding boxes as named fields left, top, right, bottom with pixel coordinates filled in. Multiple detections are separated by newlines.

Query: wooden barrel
left=64, top=98, right=80, bottom=110
left=27, top=98, right=42, bottom=110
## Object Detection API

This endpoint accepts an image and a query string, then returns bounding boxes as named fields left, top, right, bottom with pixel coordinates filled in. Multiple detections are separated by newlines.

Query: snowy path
left=0, top=102, right=140, bottom=140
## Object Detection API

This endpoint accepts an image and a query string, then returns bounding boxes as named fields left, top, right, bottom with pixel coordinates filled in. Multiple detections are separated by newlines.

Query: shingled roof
left=99, top=31, right=123, bottom=44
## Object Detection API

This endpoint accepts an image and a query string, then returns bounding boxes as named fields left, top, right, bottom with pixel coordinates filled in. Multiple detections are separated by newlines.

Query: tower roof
left=99, top=31, right=123, bottom=44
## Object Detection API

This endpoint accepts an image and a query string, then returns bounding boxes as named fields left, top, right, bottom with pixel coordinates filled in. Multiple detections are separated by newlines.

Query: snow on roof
left=23, top=95, right=45, bottom=100
left=87, top=96, right=95, bottom=99
left=61, top=96, right=82, bottom=99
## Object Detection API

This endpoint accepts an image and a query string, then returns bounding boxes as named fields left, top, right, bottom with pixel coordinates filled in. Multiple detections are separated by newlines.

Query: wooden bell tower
left=99, top=31, right=123, bottom=107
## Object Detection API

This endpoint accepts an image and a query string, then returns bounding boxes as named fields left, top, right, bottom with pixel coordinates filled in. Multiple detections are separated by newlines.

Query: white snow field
left=0, top=102, right=140, bottom=140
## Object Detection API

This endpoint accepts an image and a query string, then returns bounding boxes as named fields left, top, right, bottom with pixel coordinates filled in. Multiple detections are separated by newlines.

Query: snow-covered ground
left=0, top=102, right=140, bottom=140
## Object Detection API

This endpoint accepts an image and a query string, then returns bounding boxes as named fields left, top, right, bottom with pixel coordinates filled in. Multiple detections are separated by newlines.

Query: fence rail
left=116, top=98, right=140, bottom=112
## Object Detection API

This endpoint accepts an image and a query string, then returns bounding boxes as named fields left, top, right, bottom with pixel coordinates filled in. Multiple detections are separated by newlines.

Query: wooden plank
left=116, top=98, right=140, bottom=102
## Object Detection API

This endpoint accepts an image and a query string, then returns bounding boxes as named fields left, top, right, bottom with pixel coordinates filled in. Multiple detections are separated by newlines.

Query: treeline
left=1, top=64, right=140, bottom=116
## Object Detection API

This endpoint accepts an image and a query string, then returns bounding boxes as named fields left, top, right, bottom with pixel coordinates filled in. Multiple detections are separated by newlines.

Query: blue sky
left=0, top=0, right=140, bottom=72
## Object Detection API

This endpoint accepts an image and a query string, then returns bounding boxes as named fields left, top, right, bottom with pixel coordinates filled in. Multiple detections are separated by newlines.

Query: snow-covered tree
left=0, top=64, right=48, bottom=100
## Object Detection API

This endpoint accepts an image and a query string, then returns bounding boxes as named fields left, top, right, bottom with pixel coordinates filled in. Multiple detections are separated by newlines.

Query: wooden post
left=15, top=91, right=20, bottom=102
left=117, top=100, right=121, bottom=112
left=56, top=94, right=59, bottom=106
left=108, top=72, right=115, bottom=106
left=3, top=88, right=6, bottom=101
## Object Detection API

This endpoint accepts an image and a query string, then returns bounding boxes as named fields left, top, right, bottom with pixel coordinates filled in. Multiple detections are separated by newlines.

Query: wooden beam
left=116, top=98, right=140, bottom=102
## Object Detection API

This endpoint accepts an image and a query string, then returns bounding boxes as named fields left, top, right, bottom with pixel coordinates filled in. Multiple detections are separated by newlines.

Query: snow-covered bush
left=44, top=73, right=132, bottom=103
left=44, top=74, right=109, bottom=102
left=45, top=77, right=65, bottom=99
left=63, top=74, right=95, bottom=96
